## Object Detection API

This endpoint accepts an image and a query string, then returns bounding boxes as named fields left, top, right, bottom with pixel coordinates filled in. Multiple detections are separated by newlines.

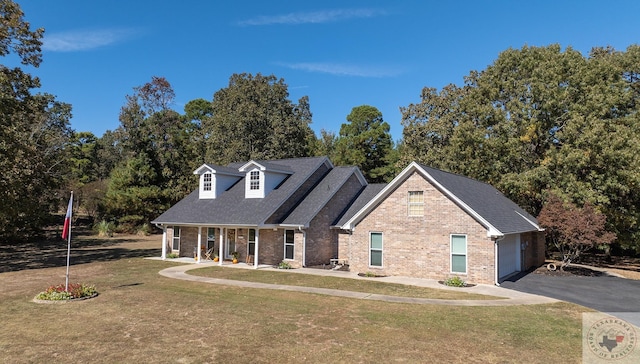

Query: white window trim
left=450, top=234, right=468, bottom=274
left=284, top=229, right=295, bottom=260
left=408, top=191, right=424, bottom=216
left=245, top=168, right=264, bottom=198
left=172, top=226, right=181, bottom=251
left=369, top=231, right=383, bottom=268
left=203, top=173, right=212, bottom=191
left=249, top=170, right=260, bottom=190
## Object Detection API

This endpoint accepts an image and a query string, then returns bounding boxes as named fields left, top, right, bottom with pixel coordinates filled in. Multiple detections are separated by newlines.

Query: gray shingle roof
left=334, top=183, right=387, bottom=227
left=152, top=156, right=330, bottom=226
left=282, top=166, right=362, bottom=226
left=197, top=164, right=244, bottom=176
left=417, top=163, right=539, bottom=234
left=336, top=163, right=539, bottom=235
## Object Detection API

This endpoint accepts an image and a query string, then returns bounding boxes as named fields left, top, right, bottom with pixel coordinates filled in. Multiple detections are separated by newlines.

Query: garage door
left=498, top=234, right=519, bottom=279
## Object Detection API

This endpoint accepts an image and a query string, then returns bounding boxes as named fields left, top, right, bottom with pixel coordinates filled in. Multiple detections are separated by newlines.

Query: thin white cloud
left=43, top=28, right=138, bottom=52
left=278, top=62, right=402, bottom=78
left=238, top=8, right=386, bottom=26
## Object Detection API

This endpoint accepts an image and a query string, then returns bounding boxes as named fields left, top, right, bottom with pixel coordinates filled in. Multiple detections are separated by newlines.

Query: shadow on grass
left=0, top=229, right=160, bottom=273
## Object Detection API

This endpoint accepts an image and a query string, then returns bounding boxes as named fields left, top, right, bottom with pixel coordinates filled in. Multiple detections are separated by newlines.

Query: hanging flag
left=61, top=194, right=73, bottom=240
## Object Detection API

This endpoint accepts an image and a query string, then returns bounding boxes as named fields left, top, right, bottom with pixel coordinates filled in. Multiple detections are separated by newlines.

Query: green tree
left=105, top=153, right=166, bottom=230
left=311, top=129, right=338, bottom=159
left=334, top=105, right=394, bottom=182
left=105, top=77, right=196, bottom=230
left=400, top=44, right=640, bottom=251
left=67, top=131, right=99, bottom=186
left=183, top=98, right=213, bottom=166
left=0, top=0, right=72, bottom=239
left=204, top=73, right=315, bottom=164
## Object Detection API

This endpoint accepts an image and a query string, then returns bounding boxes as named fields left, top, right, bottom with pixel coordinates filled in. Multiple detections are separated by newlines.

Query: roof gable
left=338, top=162, right=541, bottom=237
left=193, top=163, right=243, bottom=176
left=238, top=160, right=293, bottom=174
left=282, top=166, right=367, bottom=226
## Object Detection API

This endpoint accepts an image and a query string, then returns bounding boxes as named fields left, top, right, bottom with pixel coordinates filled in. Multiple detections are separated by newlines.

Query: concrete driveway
left=500, top=270, right=640, bottom=312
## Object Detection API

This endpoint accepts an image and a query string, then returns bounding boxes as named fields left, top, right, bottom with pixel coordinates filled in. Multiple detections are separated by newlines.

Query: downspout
left=493, top=236, right=505, bottom=286
left=155, top=223, right=167, bottom=260
left=298, top=226, right=306, bottom=268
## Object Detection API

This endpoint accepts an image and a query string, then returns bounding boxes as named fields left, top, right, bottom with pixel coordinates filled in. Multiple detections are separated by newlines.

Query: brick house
left=333, top=162, right=545, bottom=284
left=152, top=158, right=544, bottom=285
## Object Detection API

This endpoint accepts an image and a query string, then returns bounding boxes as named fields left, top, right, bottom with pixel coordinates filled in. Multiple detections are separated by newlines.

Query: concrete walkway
left=155, top=260, right=558, bottom=306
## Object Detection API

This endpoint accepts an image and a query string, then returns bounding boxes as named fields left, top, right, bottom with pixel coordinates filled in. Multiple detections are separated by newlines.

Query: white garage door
left=498, top=234, right=519, bottom=279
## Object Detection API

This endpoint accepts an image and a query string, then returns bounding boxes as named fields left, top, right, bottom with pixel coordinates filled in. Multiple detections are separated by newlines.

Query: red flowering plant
left=35, top=283, right=98, bottom=301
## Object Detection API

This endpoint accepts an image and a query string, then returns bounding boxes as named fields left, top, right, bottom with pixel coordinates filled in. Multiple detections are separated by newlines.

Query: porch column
left=254, top=229, right=259, bottom=269
left=218, top=227, right=224, bottom=266
left=197, top=226, right=202, bottom=263
left=161, top=226, right=167, bottom=260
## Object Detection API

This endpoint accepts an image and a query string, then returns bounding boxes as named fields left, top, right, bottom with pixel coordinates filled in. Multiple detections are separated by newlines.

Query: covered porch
left=158, top=225, right=300, bottom=268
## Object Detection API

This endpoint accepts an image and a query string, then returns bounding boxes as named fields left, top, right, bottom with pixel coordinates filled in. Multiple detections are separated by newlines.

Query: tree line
left=1, top=1, right=639, bottom=256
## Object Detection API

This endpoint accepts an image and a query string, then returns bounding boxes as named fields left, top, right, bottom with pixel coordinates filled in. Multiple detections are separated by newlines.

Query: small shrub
left=443, top=276, right=466, bottom=287
left=36, top=283, right=98, bottom=301
left=166, top=253, right=179, bottom=259
left=364, top=271, right=376, bottom=277
left=277, top=261, right=292, bottom=269
left=136, top=223, right=152, bottom=236
left=94, top=220, right=115, bottom=237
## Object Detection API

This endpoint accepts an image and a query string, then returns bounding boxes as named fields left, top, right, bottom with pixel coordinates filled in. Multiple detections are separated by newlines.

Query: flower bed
left=33, top=283, right=98, bottom=303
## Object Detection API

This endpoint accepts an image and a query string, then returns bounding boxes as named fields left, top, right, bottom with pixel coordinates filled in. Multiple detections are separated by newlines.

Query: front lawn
left=190, top=266, right=502, bottom=300
left=0, top=233, right=587, bottom=363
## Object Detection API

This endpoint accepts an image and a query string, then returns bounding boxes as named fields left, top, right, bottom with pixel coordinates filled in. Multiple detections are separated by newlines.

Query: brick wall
left=257, top=229, right=284, bottom=266
left=179, top=226, right=199, bottom=257
left=343, top=171, right=496, bottom=284
left=305, top=173, right=364, bottom=266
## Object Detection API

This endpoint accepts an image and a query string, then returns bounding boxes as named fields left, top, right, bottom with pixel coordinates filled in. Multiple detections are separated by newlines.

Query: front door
left=225, top=228, right=236, bottom=259
left=248, top=229, right=256, bottom=256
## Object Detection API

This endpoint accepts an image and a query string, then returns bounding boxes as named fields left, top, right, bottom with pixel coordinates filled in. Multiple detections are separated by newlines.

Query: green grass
left=0, top=234, right=588, bottom=363
left=190, top=266, right=502, bottom=300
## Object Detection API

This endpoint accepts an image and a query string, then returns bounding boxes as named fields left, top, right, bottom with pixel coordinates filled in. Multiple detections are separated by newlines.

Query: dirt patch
left=437, top=281, right=477, bottom=288
left=533, top=264, right=604, bottom=277
left=306, top=264, right=350, bottom=272
left=357, top=272, right=387, bottom=278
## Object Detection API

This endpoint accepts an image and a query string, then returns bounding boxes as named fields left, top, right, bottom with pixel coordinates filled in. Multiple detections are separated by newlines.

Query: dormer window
left=240, top=160, right=293, bottom=199
left=203, top=173, right=212, bottom=191
left=250, top=171, right=260, bottom=190
left=194, top=164, right=243, bottom=200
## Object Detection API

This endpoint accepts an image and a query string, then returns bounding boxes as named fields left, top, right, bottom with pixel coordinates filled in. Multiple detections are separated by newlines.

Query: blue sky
left=11, top=0, right=640, bottom=141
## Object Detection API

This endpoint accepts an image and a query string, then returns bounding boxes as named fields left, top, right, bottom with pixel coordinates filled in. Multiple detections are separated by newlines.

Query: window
left=408, top=191, right=424, bottom=216
left=284, top=229, right=294, bottom=260
left=451, top=234, right=467, bottom=273
left=248, top=229, right=256, bottom=256
left=172, top=227, right=181, bottom=251
left=203, top=173, right=212, bottom=191
left=250, top=171, right=260, bottom=190
left=370, top=232, right=383, bottom=267
left=207, top=227, right=215, bottom=250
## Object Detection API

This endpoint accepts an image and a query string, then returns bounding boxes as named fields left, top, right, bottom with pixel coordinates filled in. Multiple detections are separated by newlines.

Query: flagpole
left=65, top=191, right=73, bottom=292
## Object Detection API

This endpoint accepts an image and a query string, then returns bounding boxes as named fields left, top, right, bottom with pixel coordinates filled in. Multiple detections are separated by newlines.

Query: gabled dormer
left=239, top=160, right=293, bottom=199
left=193, top=164, right=243, bottom=199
